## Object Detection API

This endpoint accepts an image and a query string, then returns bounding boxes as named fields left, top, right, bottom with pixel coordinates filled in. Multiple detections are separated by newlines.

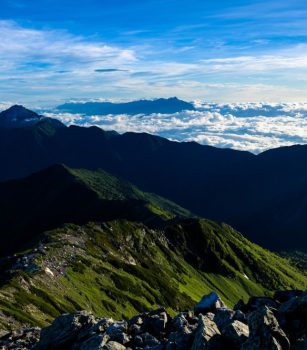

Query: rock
left=194, top=292, right=226, bottom=315
left=242, top=306, right=290, bottom=350
left=144, top=309, right=170, bottom=336
left=141, top=332, right=161, bottom=347
left=0, top=327, right=40, bottom=350
left=93, top=318, right=115, bottom=333
left=106, top=321, right=129, bottom=344
left=191, top=314, right=221, bottom=350
left=278, top=293, right=307, bottom=342
left=102, top=341, right=126, bottom=350
left=274, top=290, right=304, bottom=303
left=166, top=326, right=194, bottom=350
left=75, top=334, right=110, bottom=350
left=234, top=299, right=245, bottom=312
left=37, top=311, right=96, bottom=350
left=278, top=293, right=307, bottom=317
left=222, top=320, right=249, bottom=349
left=246, top=296, right=279, bottom=312
left=213, top=308, right=235, bottom=331
left=128, top=315, right=143, bottom=327
left=233, top=310, right=247, bottom=324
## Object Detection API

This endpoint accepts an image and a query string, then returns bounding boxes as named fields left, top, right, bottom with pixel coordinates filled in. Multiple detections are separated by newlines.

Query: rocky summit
left=1, top=290, right=306, bottom=350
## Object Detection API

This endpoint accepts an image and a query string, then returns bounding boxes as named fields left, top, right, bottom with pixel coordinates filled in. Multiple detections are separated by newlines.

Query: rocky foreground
left=0, top=290, right=306, bottom=350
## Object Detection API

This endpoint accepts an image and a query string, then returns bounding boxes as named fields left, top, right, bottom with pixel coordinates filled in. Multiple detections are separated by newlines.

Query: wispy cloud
left=2, top=19, right=307, bottom=103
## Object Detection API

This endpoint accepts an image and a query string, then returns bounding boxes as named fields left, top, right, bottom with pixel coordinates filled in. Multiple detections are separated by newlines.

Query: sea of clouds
left=1, top=101, right=306, bottom=154
left=42, top=102, right=307, bottom=154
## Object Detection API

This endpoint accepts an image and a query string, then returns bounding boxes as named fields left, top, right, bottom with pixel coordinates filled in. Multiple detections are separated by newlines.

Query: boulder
left=191, top=314, right=221, bottom=350
left=242, top=306, right=290, bottom=350
left=37, top=311, right=97, bottom=350
left=194, top=292, right=226, bottom=315
left=75, top=334, right=110, bottom=350
left=166, top=326, right=194, bottom=350
left=222, top=320, right=249, bottom=349
left=213, top=308, right=235, bottom=331
left=144, top=309, right=170, bottom=336
left=102, top=341, right=126, bottom=350
left=246, top=296, right=279, bottom=312
left=233, top=310, right=247, bottom=324
left=278, top=293, right=307, bottom=342
left=141, top=332, right=161, bottom=347
left=0, top=327, right=40, bottom=349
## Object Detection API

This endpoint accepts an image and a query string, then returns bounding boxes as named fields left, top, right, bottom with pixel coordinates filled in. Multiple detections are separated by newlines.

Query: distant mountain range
left=0, top=105, right=306, bottom=252
left=57, top=97, right=195, bottom=115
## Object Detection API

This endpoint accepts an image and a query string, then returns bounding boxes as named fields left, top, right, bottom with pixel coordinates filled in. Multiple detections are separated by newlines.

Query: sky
left=1, top=0, right=307, bottom=104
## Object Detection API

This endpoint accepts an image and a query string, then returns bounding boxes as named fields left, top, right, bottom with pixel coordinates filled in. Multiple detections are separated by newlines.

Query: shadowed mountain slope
left=0, top=106, right=306, bottom=251
left=0, top=164, right=192, bottom=255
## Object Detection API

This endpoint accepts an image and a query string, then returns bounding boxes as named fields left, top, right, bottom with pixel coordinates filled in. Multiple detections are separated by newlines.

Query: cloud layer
left=43, top=102, right=307, bottom=154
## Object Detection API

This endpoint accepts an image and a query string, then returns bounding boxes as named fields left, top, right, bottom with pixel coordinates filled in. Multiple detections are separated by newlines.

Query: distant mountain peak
left=0, top=105, right=40, bottom=121
left=0, top=105, right=65, bottom=129
left=57, top=97, right=195, bottom=115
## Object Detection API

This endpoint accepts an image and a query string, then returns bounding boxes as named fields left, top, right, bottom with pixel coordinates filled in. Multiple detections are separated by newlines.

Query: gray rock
left=278, top=294, right=307, bottom=343
left=278, top=293, right=307, bottom=317
left=0, top=327, right=40, bottom=350
left=213, top=308, right=235, bottom=331
left=242, top=306, right=290, bottom=350
left=246, top=296, right=279, bottom=311
left=222, top=320, right=249, bottom=348
left=233, top=310, right=247, bottom=324
left=141, top=332, right=161, bottom=347
left=106, top=321, right=128, bottom=337
left=194, top=292, right=226, bottom=315
left=145, top=309, right=169, bottom=336
left=76, top=334, right=110, bottom=350
left=37, top=311, right=96, bottom=350
left=102, top=341, right=126, bottom=350
left=191, top=314, right=221, bottom=350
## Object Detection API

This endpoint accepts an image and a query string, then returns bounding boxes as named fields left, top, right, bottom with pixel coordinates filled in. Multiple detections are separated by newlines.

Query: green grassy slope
left=0, top=219, right=305, bottom=331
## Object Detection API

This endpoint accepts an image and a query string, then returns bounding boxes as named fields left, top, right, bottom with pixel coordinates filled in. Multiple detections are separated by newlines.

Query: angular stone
left=222, top=320, right=249, bottom=348
left=213, top=308, right=235, bottom=331
left=102, top=341, right=126, bottom=350
left=194, top=292, right=226, bottom=315
left=242, top=306, right=290, bottom=350
left=191, top=314, right=221, bottom=350
left=76, top=334, right=110, bottom=350
left=37, top=311, right=96, bottom=350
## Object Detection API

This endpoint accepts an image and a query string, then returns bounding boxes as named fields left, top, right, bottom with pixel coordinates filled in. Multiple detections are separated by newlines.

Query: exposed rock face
left=242, top=306, right=290, bottom=350
left=191, top=315, right=221, bottom=350
left=0, top=290, right=305, bottom=350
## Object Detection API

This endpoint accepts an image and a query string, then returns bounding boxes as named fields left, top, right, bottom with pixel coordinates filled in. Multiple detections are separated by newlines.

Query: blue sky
left=1, top=0, right=307, bottom=105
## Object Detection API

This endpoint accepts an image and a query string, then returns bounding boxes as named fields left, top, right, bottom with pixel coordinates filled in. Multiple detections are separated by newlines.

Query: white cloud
left=44, top=102, right=307, bottom=154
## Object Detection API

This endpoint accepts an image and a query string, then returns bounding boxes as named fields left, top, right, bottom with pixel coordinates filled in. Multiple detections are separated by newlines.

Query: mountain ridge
left=57, top=97, right=196, bottom=115
left=0, top=105, right=65, bottom=129
left=0, top=164, right=192, bottom=255
left=0, top=105, right=306, bottom=251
